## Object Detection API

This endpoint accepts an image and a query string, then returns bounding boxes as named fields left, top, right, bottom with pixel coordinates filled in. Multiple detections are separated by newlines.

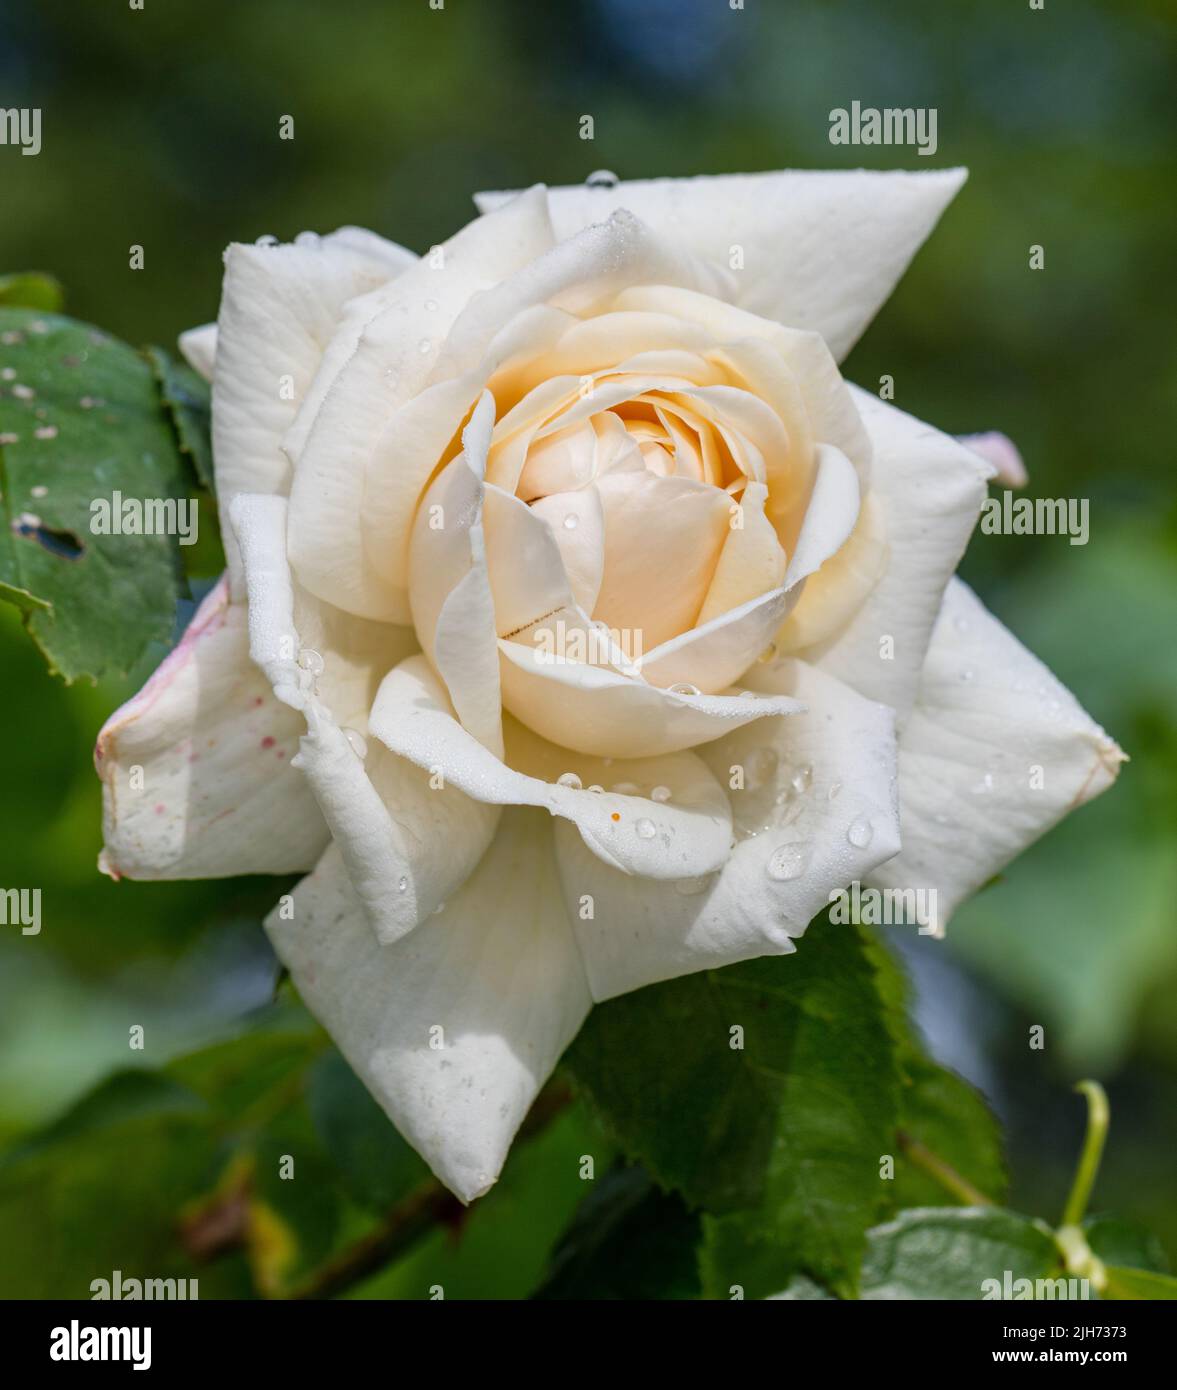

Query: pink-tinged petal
left=95, top=575, right=328, bottom=879
left=957, top=431, right=1028, bottom=489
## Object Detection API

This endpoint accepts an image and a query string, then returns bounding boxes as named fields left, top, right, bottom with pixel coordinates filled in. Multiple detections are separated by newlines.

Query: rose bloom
left=96, top=171, right=1123, bottom=1201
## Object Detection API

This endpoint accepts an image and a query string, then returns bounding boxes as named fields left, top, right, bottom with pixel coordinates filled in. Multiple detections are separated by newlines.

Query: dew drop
left=668, top=682, right=700, bottom=697
left=585, top=168, right=619, bottom=189
left=557, top=771, right=582, bottom=790
left=635, top=818, right=657, bottom=840
left=586, top=783, right=605, bottom=794
left=790, top=764, right=813, bottom=796
left=425, top=298, right=438, bottom=312
left=959, top=667, right=975, bottom=683
left=255, top=233, right=279, bottom=247
left=297, top=648, right=325, bottom=676
left=418, top=338, right=432, bottom=354
left=650, top=785, right=672, bottom=803
left=847, top=815, right=874, bottom=849
left=756, top=642, right=777, bottom=665
left=343, top=727, right=368, bottom=760
left=562, top=513, right=579, bottom=530
left=396, top=875, right=408, bottom=893
left=766, top=841, right=809, bottom=882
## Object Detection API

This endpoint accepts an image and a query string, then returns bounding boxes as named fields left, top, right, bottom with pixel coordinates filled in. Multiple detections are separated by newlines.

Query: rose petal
left=368, top=655, right=736, bottom=881
left=556, top=657, right=901, bottom=1000
left=212, top=228, right=412, bottom=592
left=476, top=169, right=968, bottom=360
left=266, top=811, right=591, bottom=1203
left=496, top=637, right=804, bottom=758
left=783, top=389, right=991, bottom=720
left=593, top=469, right=732, bottom=650
left=95, top=576, right=328, bottom=879
left=177, top=323, right=217, bottom=381
left=867, top=579, right=1125, bottom=937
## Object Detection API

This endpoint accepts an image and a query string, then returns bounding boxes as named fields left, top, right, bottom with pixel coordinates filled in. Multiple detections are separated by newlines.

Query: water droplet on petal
left=585, top=168, right=619, bottom=189
left=342, top=727, right=368, bottom=760
left=650, top=785, right=672, bottom=803
left=586, top=783, right=605, bottom=794
left=557, top=772, right=582, bottom=790
left=790, top=764, right=813, bottom=796
left=635, top=818, right=657, bottom=840
left=396, top=875, right=408, bottom=893
left=255, top=233, right=279, bottom=247
left=668, top=682, right=700, bottom=697
left=766, top=841, right=809, bottom=881
left=297, top=648, right=325, bottom=676
left=959, top=668, right=975, bottom=682
left=425, top=298, right=438, bottom=312
left=562, top=513, right=579, bottom=530
left=847, top=815, right=874, bottom=849
left=756, top=643, right=778, bottom=665
left=418, top=338, right=432, bottom=354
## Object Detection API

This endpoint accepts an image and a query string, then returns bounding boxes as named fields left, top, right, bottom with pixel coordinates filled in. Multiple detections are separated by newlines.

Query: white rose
left=96, top=170, right=1123, bottom=1202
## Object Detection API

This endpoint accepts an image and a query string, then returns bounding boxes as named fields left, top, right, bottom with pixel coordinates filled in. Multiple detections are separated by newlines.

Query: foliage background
left=0, top=0, right=1174, bottom=1297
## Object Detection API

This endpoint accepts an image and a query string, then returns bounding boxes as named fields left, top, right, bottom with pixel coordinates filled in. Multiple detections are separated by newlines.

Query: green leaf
left=1084, top=1215, right=1170, bottom=1274
left=533, top=1163, right=700, bottom=1300
left=1102, top=1265, right=1177, bottom=1300
left=859, top=1207, right=1060, bottom=1300
left=865, top=936, right=1007, bottom=1209
left=0, top=1068, right=217, bottom=1298
left=0, top=309, right=197, bottom=680
left=145, top=345, right=214, bottom=493
left=894, top=1054, right=1008, bottom=1209
left=165, top=1012, right=323, bottom=1124
left=567, top=917, right=901, bottom=1298
left=0, top=272, right=64, bottom=312
left=306, top=1050, right=429, bottom=1212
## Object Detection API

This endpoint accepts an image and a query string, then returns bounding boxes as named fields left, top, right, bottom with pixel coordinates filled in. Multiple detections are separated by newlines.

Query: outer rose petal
left=213, top=227, right=413, bottom=590
left=476, top=168, right=968, bottom=361
left=867, top=579, right=1125, bottom=936
left=178, top=323, right=217, bottom=381
left=231, top=494, right=491, bottom=946
left=556, top=658, right=902, bottom=1000
left=265, top=810, right=591, bottom=1204
left=95, top=576, right=328, bottom=879
left=783, top=388, right=992, bottom=721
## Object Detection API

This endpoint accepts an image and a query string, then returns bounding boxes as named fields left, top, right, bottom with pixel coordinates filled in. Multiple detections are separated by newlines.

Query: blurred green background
left=1, top=0, right=1175, bottom=1295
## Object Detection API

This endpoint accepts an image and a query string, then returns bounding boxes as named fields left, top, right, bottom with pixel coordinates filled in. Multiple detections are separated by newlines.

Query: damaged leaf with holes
left=0, top=308, right=198, bottom=681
